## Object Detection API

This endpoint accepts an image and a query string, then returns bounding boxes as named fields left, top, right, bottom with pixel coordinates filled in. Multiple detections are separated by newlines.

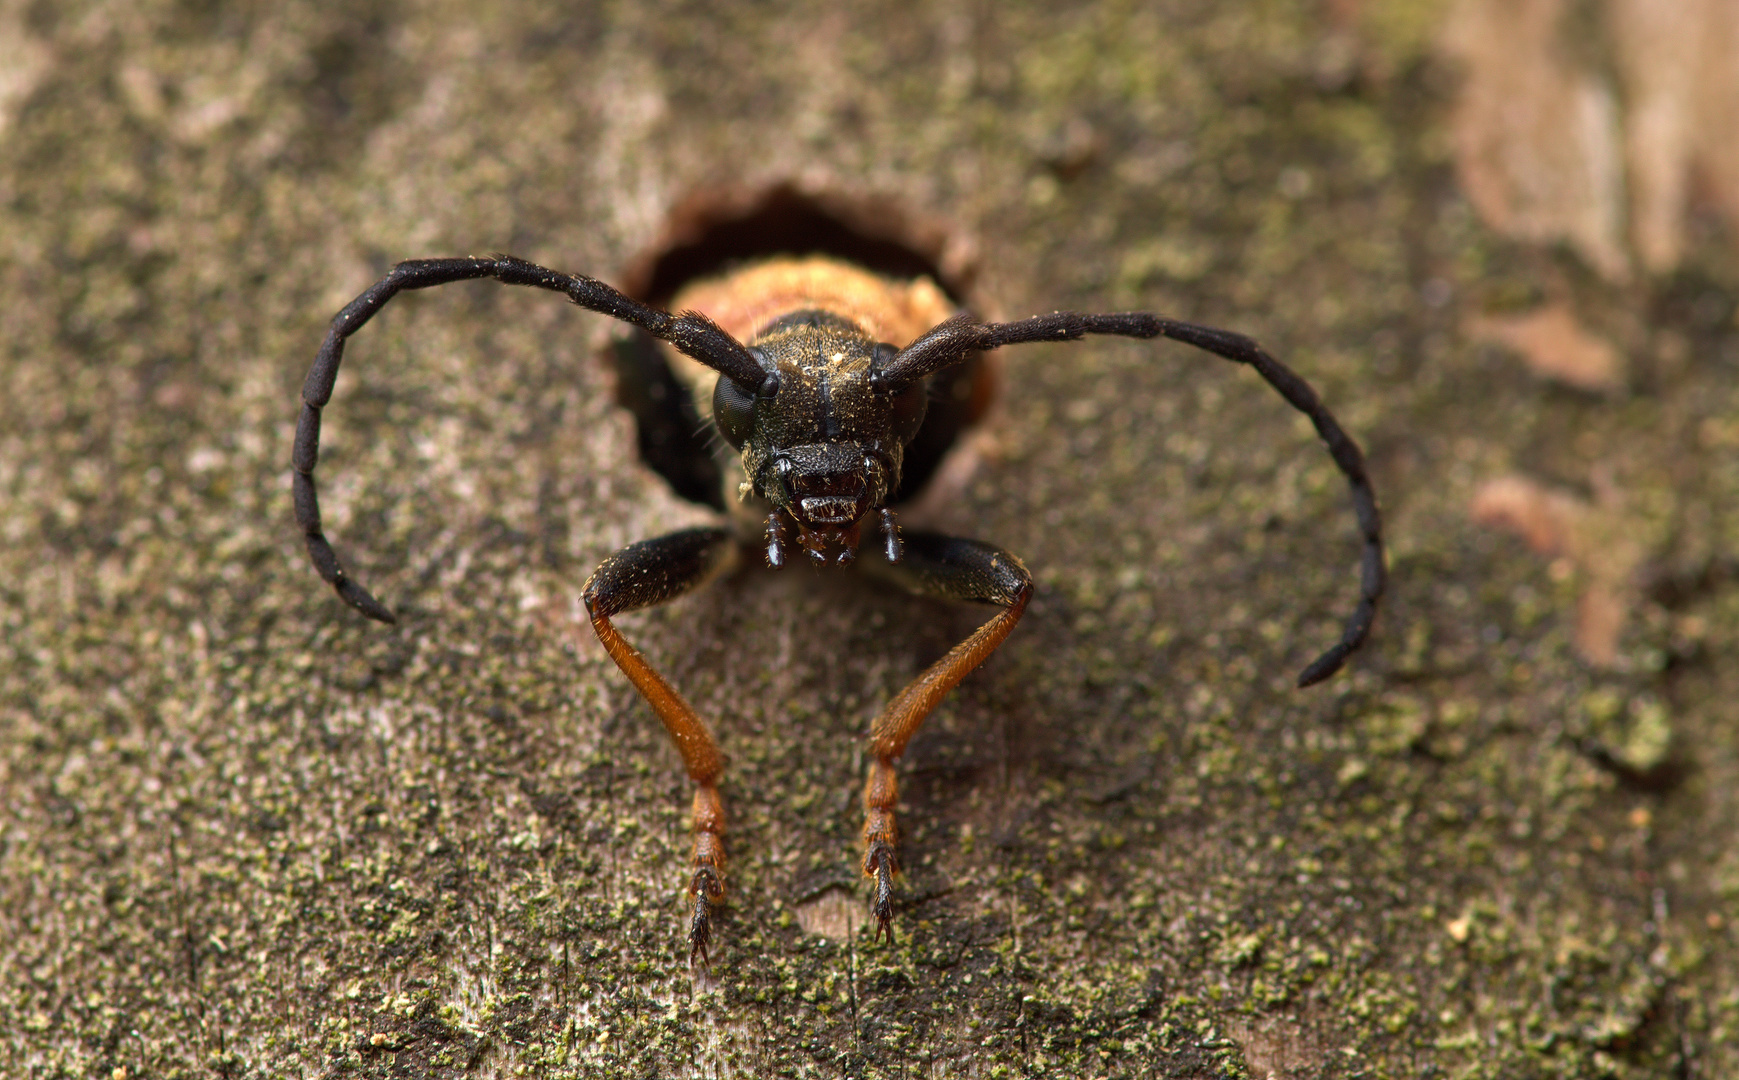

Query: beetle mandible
left=292, top=252, right=1385, bottom=965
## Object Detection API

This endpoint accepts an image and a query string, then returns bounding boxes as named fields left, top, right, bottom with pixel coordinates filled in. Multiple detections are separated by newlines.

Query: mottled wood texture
left=2, top=1, right=1735, bottom=1077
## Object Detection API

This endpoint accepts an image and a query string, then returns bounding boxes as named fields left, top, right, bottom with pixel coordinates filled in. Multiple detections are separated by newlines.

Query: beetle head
left=713, top=311, right=929, bottom=555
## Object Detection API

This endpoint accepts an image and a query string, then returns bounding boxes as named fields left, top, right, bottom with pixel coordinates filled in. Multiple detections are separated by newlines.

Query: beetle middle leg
left=859, top=532, right=1034, bottom=942
left=581, top=527, right=739, bottom=966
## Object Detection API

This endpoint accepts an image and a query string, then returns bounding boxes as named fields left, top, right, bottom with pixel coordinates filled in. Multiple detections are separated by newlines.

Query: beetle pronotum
left=294, top=251, right=1383, bottom=965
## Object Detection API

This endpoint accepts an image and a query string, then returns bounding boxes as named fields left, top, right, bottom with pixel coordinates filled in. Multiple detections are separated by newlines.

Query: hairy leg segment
left=859, top=532, right=1033, bottom=941
left=581, top=527, right=739, bottom=966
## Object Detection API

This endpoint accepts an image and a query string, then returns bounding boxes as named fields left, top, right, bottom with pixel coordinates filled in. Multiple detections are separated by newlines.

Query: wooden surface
left=2, top=1, right=1735, bottom=1076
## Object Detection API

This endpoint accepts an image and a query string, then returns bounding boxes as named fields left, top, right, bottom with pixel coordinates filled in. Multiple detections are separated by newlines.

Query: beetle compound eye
left=889, top=382, right=929, bottom=445
left=872, top=342, right=927, bottom=442
left=713, top=375, right=758, bottom=449
left=869, top=342, right=898, bottom=392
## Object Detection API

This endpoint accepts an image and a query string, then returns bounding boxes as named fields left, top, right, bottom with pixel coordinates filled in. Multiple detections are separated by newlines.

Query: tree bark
left=2, top=1, right=1733, bottom=1076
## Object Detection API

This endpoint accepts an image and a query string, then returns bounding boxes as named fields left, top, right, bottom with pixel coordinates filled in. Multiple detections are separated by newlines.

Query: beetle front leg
left=581, top=527, right=739, bottom=966
left=860, top=532, right=1033, bottom=942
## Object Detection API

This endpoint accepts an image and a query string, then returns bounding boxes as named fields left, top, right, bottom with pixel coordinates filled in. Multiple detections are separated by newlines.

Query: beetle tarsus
left=867, top=843, right=898, bottom=944
left=689, top=866, right=723, bottom=969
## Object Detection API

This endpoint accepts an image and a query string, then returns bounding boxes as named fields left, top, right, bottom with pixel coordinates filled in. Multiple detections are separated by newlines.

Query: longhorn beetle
left=293, top=253, right=1385, bottom=966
